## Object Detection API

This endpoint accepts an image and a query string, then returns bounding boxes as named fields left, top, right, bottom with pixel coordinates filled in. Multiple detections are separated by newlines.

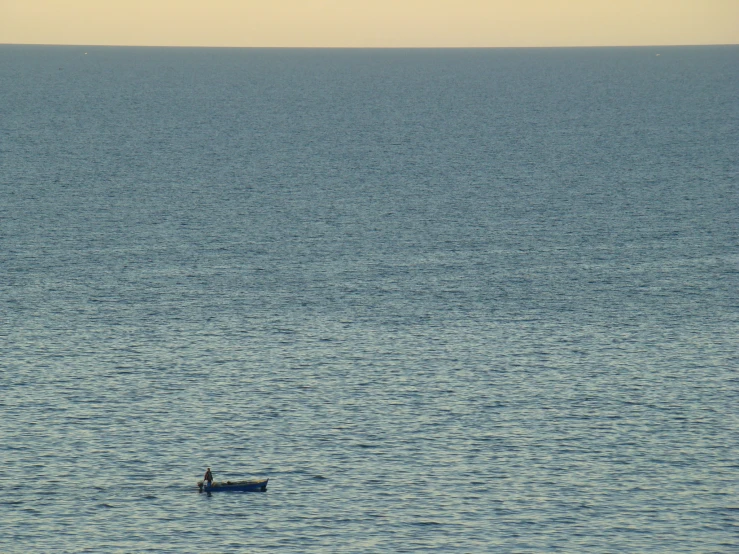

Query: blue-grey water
left=1, top=45, right=737, bottom=553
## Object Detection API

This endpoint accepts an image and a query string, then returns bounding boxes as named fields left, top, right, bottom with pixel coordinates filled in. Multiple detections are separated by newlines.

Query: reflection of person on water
left=204, top=467, right=213, bottom=486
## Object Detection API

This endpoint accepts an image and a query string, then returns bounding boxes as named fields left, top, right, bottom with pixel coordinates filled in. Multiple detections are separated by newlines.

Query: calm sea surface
left=1, top=45, right=737, bottom=553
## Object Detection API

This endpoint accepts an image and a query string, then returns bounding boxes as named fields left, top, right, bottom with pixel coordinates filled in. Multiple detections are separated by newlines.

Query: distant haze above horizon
left=2, top=0, right=738, bottom=48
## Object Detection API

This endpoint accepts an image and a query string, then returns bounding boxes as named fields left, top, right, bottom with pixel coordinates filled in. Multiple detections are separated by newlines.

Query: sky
left=2, top=0, right=738, bottom=48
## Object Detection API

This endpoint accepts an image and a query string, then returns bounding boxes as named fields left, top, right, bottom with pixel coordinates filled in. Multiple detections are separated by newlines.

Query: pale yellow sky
left=2, top=0, right=738, bottom=47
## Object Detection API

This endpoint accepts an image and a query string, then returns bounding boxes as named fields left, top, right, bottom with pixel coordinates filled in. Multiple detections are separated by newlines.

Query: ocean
left=1, top=45, right=737, bottom=552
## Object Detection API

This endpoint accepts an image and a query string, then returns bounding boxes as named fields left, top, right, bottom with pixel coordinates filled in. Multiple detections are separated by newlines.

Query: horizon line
left=3, top=42, right=738, bottom=49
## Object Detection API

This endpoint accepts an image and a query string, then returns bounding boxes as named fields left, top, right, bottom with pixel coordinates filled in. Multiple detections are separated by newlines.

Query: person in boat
left=204, top=467, right=213, bottom=486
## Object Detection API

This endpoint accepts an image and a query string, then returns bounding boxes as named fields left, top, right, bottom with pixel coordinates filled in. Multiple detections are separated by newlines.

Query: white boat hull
left=198, top=478, right=268, bottom=493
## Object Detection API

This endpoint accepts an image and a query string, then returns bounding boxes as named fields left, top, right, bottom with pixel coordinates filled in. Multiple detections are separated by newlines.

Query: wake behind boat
left=198, top=478, right=268, bottom=493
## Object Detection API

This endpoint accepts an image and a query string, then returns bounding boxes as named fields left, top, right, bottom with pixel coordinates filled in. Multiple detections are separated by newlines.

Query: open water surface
left=1, top=45, right=738, bottom=552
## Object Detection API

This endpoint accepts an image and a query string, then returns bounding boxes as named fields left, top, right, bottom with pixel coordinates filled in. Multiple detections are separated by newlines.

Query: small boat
left=198, top=478, right=268, bottom=493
